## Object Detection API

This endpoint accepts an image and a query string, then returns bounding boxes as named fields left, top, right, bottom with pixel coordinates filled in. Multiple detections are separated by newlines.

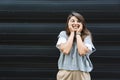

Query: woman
left=56, top=11, right=96, bottom=80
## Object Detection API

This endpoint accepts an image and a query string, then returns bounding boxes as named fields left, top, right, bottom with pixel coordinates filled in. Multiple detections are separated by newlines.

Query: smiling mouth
left=72, top=24, right=79, bottom=29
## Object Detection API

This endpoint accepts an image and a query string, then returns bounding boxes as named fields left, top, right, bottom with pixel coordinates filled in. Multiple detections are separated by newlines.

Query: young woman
left=56, top=11, right=96, bottom=80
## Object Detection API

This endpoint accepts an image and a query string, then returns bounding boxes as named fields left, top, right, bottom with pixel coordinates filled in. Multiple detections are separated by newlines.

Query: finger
left=69, top=26, right=74, bottom=32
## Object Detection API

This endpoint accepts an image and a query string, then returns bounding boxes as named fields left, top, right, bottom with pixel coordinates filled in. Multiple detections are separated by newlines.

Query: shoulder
left=85, top=35, right=91, bottom=39
left=84, top=35, right=92, bottom=41
left=58, top=31, right=67, bottom=38
left=59, top=31, right=66, bottom=35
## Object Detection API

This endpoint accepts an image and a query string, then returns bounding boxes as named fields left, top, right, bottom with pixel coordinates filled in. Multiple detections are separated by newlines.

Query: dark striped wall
left=0, top=0, right=120, bottom=80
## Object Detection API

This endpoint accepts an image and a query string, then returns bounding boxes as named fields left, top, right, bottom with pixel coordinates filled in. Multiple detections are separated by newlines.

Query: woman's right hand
left=69, top=25, right=75, bottom=33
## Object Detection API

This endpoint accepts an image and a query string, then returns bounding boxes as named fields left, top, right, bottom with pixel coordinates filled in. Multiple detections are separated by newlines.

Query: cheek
left=68, top=21, right=72, bottom=24
left=67, top=23, right=71, bottom=29
left=68, top=22, right=73, bottom=27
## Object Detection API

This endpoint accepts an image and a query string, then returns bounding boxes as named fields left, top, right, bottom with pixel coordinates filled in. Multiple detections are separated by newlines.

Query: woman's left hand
left=76, top=23, right=83, bottom=33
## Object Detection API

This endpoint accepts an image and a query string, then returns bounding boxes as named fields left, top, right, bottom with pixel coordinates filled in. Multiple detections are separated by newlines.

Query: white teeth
left=72, top=24, right=79, bottom=29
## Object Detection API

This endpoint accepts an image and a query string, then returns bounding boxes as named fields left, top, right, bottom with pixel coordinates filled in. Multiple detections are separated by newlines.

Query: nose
left=74, top=21, right=77, bottom=24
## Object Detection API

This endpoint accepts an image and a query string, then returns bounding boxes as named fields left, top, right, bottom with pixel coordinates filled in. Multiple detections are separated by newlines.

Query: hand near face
left=76, top=23, right=83, bottom=32
left=69, top=25, right=75, bottom=32
left=69, top=23, right=83, bottom=33
left=68, top=16, right=83, bottom=33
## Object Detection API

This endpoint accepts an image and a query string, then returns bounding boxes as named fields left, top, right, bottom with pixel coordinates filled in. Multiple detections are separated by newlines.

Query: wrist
left=70, top=31, right=75, bottom=36
left=71, top=31, right=74, bottom=34
left=76, top=32, right=81, bottom=36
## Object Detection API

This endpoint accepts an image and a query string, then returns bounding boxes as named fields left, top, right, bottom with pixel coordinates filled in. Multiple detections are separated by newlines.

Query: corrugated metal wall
left=0, top=0, right=120, bottom=80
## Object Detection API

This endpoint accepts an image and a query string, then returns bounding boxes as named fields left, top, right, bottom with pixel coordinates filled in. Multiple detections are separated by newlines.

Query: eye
left=70, top=19, right=75, bottom=22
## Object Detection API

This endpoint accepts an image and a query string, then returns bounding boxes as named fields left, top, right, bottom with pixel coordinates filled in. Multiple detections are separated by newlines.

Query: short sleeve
left=84, top=35, right=96, bottom=55
left=56, top=31, right=67, bottom=49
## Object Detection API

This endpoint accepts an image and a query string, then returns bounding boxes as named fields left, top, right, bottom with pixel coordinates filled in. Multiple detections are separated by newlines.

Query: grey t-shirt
left=56, top=31, right=96, bottom=72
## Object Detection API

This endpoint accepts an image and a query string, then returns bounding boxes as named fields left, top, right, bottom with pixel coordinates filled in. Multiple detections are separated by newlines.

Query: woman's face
left=68, top=16, right=83, bottom=31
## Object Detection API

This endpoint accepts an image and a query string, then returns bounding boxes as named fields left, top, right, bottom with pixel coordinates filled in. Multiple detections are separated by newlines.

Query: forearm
left=76, top=35, right=89, bottom=56
left=61, top=32, right=74, bottom=54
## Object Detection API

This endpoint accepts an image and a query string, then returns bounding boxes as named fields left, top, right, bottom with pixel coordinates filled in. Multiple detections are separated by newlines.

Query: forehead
left=69, top=16, right=78, bottom=20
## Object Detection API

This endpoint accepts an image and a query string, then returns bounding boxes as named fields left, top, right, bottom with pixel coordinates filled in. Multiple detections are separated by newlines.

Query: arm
left=59, top=32, right=74, bottom=54
left=76, top=34, right=90, bottom=56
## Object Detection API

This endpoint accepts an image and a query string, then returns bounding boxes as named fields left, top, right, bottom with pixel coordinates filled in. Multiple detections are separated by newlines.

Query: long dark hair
left=65, top=11, right=92, bottom=41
